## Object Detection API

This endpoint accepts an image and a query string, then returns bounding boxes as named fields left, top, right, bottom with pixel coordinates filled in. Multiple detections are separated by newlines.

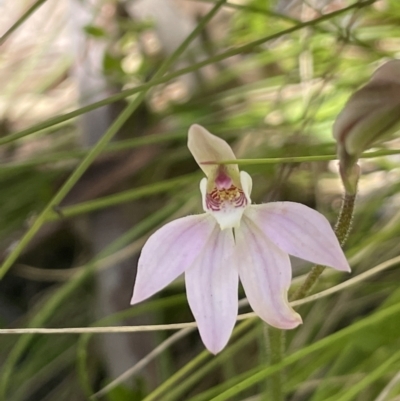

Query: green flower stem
left=0, top=0, right=227, bottom=279
left=334, top=192, right=357, bottom=246
left=265, top=326, right=285, bottom=401
left=292, top=191, right=357, bottom=301
left=0, top=0, right=374, bottom=146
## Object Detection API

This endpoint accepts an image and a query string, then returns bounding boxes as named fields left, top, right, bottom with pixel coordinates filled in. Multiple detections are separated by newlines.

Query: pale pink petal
left=131, top=214, right=216, bottom=304
left=244, top=203, right=350, bottom=272
left=240, top=171, right=252, bottom=202
left=235, top=216, right=302, bottom=329
left=185, top=227, right=238, bottom=354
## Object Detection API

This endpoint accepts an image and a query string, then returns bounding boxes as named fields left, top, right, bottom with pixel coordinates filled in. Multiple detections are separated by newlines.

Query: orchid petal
left=131, top=214, right=216, bottom=304
left=244, top=203, right=350, bottom=272
left=185, top=227, right=238, bottom=354
left=235, top=216, right=302, bottom=329
left=188, top=124, right=239, bottom=178
left=200, top=177, right=208, bottom=213
left=240, top=171, right=252, bottom=203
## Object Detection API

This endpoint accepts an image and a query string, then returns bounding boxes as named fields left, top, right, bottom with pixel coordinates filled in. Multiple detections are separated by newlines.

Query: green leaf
left=83, top=24, right=107, bottom=38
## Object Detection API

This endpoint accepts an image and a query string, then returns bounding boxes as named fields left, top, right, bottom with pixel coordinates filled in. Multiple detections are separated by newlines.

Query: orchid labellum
left=131, top=125, right=350, bottom=354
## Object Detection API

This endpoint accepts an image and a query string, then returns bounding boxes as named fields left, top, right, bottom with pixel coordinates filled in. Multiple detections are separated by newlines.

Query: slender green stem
left=0, top=98, right=140, bottom=278
left=0, top=201, right=183, bottom=400
left=324, top=350, right=400, bottom=401
left=142, top=318, right=256, bottom=401
left=162, top=320, right=257, bottom=401
left=0, top=0, right=48, bottom=46
left=2, top=147, right=399, bottom=171
left=291, top=191, right=357, bottom=301
left=0, top=0, right=375, bottom=146
left=45, top=174, right=198, bottom=220
left=0, top=2, right=229, bottom=395
left=209, top=302, right=400, bottom=401
left=260, top=164, right=359, bottom=401
left=334, top=193, right=357, bottom=246
left=77, top=295, right=187, bottom=398
left=264, top=326, right=285, bottom=401
left=218, top=149, right=400, bottom=166
left=0, top=0, right=227, bottom=279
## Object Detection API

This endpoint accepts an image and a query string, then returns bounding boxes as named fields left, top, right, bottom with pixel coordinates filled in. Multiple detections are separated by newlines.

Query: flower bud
left=333, top=60, right=400, bottom=193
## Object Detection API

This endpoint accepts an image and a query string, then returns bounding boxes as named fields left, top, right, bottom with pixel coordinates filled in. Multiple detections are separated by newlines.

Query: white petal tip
left=258, top=310, right=302, bottom=330
left=342, top=264, right=352, bottom=273
left=292, top=315, right=303, bottom=328
left=204, top=339, right=229, bottom=355
left=130, top=292, right=146, bottom=305
left=279, top=314, right=303, bottom=330
left=189, top=124, right=202, bottom=132
left=188, top=124, right=211, bottom=144
left=206, top=346, right=221, bottom=355
left=329, top=259, right=351, bottom=273
left=262, top=312, right=303, bottom=330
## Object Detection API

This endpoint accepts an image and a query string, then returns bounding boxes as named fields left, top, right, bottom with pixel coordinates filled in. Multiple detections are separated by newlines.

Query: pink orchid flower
left=131, top=125, right=350, bottom=354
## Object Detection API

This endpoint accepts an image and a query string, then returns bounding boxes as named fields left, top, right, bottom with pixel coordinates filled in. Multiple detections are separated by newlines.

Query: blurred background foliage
left=1, top=0, right=400, bottom=400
